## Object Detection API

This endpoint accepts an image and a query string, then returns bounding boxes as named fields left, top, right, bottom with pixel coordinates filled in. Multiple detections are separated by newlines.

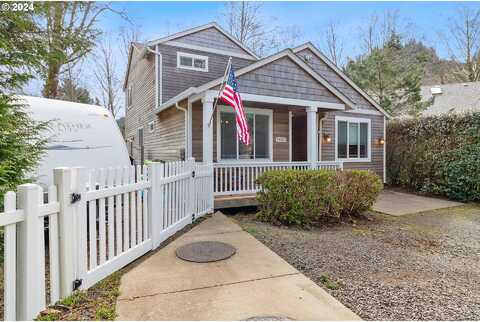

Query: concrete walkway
left=116, top=213, right=360, bottom=321
left=373, top=190, right=463, bottom=216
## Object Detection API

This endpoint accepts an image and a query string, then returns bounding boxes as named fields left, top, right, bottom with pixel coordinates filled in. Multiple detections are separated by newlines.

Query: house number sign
left=275, top=136, right=287, bottom=143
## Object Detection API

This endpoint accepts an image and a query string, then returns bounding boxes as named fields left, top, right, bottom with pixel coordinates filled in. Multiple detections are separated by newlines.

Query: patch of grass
left=59, top=291, right=87, bottom=307
left=36, top=310, right=62, bottom=321
left=36, top=270, right=123, bottom=321
left=319, top=274, right=341, bottom=290
left=95, top=306, right=116, bottom=320
left=243, top=225, right=258, bottom=235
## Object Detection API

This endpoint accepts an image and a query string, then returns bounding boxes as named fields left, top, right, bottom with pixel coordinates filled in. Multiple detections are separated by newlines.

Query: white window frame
left=216, top=105, right=273, bottom=162
left=148, top=120, right=155, bottom=133
left=335, top=116, right=371, bottom=162
left=127, top=85, right=133, bottom=108
left=177, top=51, right=209, bottom=72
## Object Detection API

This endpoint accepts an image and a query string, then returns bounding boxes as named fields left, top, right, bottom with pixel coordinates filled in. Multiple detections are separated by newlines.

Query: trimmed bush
left=387, top=112, right=480, bottom=201
left=256, top=169, right=383, bottom=226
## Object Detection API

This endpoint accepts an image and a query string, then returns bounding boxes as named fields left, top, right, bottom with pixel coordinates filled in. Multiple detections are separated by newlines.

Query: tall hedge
left=387, top=112, right=480, bottom=201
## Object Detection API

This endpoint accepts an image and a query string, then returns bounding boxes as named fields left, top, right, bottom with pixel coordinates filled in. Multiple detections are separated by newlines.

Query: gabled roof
left=155, top=48, right=356, bottom=114
left=146, top=22, right=259, bottom=60
left=292, top=42, right=391, bottom=118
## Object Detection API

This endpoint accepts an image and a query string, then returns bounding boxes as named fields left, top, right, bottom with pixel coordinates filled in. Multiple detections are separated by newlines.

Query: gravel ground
left=233, top=204, right=480, bottom=321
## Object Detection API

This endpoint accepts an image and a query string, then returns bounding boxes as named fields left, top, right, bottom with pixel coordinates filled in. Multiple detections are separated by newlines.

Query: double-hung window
left=177, top=52, right=208, bottom=72
left=218, top=106, right=272, bottom=161
left=336, top=116, right=371, bottom=161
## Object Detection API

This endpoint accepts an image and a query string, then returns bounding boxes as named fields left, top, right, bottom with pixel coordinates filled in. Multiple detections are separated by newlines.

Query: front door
left=291, top=113, right=307, bottom=161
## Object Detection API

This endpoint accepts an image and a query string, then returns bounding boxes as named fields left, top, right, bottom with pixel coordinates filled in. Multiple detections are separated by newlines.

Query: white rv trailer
left=18, top=95, right=130, bottom=188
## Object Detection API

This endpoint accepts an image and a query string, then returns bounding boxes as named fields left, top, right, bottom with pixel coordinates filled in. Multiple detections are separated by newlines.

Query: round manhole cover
left=176, top=241, right=236, bottom=263
left=245, top=316, right=295, bottom=321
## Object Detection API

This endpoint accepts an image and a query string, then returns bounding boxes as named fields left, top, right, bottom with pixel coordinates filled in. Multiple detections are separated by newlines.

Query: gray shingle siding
left=173, top=27, right=252, bottom=56
left=296, top=48, right=377, bottom=111
left=159, top=43, right=253, bottom=103
left=236, top=57, right=343, bottom=103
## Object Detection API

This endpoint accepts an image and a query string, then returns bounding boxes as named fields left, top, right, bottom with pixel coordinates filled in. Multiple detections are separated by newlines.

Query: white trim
left=148, top=121, right=155, bottom=133
left=344, top=108, right=382, bottom=116
left=205, top=90, right=345, bottom=110
left=187, top=101, right=193, bottom=159
left=292, top=42, right=391, bottom=119
left=166, top=41, right=255, bottom=60
left=177, top=51, right=209, bottom=72
left=146, top=22, right=259, bottom=60
left=154, top=45, right=162, bottom=107
left=334, top=116, right=371, bottom=163
left=383, top=116, right=387, bottom=183
left=288, top=111, right=292, bottom=162
left=216, top=105, right=273, bottom=162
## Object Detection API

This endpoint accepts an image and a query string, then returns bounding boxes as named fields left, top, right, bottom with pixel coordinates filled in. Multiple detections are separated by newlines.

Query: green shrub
left=387, top=112, right=480, bottom=201
left=434, top=144, right=480, bottom=201
left=256, top=169, right=383, bottom=226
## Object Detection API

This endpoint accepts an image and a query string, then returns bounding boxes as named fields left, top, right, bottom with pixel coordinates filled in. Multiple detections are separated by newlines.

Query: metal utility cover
left=176, top=241, right=236, bottom=263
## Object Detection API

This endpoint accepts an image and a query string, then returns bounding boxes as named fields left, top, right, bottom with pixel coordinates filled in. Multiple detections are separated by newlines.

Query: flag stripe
left=219, top=64, right=250, bottom=145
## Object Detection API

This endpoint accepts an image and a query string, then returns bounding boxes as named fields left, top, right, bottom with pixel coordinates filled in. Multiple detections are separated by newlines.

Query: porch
left=213, top=161, right=343, bottom=208
left=187, top=90, right=347, bottom=209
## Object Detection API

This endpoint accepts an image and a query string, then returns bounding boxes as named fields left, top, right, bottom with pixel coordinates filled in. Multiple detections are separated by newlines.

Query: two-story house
left=124, top=22, right=389, bottom=204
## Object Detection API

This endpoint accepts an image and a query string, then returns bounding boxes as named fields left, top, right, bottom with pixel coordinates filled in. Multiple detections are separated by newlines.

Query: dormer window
left=177, top=52, right=208, bottom=72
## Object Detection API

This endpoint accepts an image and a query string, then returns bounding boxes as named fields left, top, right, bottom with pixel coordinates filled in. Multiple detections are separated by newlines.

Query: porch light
left=323, top=134, right=331, bottom=143
left=378, top=138, right=385, bottom=145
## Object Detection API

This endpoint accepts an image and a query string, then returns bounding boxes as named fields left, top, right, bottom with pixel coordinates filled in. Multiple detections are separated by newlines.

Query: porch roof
left=154, top=48, right=355, bottom=114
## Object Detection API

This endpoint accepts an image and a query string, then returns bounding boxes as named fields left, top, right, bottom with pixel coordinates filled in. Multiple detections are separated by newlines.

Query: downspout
left=146, top=46, right=162, bottom=109
left=176, top=102, right=189, bottom=160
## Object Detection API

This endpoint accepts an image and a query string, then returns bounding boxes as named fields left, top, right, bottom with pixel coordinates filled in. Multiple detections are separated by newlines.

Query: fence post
left=54, top=167, right=77, bottom=298
left=208, top=162, right=214, bottom=213
left=149, top=163, right=161, bottom=249
left=72, top=167, right=88, bottom=290
left=188, top=158, right=195, bottom=222
left=16, top=184, right=45, bottom=320
left=4, top=192, right=16, bottom=321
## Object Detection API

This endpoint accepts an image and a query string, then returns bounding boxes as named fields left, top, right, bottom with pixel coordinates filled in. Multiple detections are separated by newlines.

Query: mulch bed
left=234, top=205, right=480, bottom=320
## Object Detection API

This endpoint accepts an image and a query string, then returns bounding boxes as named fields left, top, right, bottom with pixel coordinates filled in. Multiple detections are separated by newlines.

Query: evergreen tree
left=345, top=33, right=429, bottom=117
left=0, top=10, right=48, bottom=208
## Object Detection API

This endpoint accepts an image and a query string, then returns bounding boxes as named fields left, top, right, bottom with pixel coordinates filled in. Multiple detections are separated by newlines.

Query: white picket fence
left=0, top=159, right=213, bottom=321
left=213, top=161, right=343, bottom=196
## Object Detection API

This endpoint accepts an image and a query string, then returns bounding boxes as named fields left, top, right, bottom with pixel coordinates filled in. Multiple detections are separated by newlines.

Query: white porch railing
left=213, top=161, right=343, bottom=196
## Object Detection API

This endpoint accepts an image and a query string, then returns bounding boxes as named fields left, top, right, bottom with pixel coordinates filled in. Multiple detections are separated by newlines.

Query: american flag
left=219, top=64, right=251, bottom=145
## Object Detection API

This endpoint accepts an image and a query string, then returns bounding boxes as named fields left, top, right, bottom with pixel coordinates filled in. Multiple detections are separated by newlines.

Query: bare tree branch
left=439, top=7, right=480, bottom=82
left=94, top=39, right=122, bottom=117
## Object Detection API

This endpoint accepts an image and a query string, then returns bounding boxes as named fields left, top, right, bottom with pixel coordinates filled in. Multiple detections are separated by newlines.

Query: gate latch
left=73, top=279, right=82, bottom=290
left=192, top=170, right=196, bottom=178
left=71, top=193, right=81, bottom=204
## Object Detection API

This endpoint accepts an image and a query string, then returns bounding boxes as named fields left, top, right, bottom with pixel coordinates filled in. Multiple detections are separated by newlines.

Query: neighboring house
left=124, top=22, right=390, bottom=188
left=421, top=81, right=480, bottom=116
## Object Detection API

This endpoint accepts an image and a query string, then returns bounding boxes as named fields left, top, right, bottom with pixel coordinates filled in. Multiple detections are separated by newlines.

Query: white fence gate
left=0, top=159, right=213, bottom=320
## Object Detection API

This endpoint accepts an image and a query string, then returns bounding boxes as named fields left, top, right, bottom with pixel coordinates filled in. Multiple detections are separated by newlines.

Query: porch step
left=214, top=193, right=257, bottom=209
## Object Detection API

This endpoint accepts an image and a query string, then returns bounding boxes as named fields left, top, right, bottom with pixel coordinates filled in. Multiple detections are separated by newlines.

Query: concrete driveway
left=373, top=189, right=463, bottom=216
left=116, top=213, right=359, bottom=321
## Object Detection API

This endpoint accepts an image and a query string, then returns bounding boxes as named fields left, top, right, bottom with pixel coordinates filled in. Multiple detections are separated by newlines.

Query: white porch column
left=202, top=95, right=215, bottom=163
left=306, top=106, right=318, bottom=168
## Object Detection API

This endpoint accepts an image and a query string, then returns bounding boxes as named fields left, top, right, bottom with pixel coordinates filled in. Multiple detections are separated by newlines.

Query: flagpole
left=208, top=57, right=232, bottom=127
